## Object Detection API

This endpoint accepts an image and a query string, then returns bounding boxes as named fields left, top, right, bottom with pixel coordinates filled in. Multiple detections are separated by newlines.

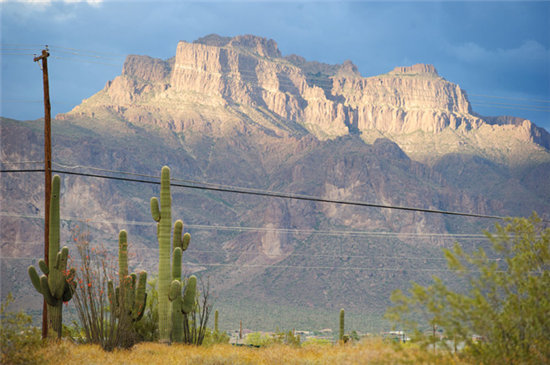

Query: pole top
left=33, top=49, right=50, bottom=62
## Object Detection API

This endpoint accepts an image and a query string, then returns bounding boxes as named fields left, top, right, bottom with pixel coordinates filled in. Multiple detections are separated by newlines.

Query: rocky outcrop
left=59, top=33, right=550, bottom=156
left=389, top=63, right=439, bottom=76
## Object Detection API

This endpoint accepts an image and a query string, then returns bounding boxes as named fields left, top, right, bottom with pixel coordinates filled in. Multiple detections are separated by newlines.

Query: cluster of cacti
left=151, top=166, right=196, bottom=343
left=108, top=230, right=148, bottom=324
left=28, top=175, right=76, bottom=338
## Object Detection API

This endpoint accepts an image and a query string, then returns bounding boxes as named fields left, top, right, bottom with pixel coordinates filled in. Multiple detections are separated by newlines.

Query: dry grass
left=37, top=338, right=469, bottom=365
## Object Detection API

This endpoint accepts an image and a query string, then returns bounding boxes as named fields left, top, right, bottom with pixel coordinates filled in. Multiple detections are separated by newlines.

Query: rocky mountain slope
left=2, top=34, right=549, bottom=331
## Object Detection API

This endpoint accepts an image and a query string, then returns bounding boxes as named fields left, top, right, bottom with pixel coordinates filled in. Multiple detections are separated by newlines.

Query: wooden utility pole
left=34, top=48, right=51, bottom=339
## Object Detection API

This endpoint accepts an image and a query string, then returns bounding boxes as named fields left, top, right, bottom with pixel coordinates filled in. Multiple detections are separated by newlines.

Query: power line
left=54, top=169, right=514, bottom=221
left=0, top=212, right=489, bottom=240
left=0, top=256, right=457, bottom=272
left=0, top=160, right=44, bottom=165
left=0, top=167, right=524, bottom=222
left=0, top=243, right=488, bottom=262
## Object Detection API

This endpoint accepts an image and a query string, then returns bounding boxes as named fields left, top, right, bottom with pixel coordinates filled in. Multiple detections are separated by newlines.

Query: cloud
left=446, top=40, right=550, bottom=66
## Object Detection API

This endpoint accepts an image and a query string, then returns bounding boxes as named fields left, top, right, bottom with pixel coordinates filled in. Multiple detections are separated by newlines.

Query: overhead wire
left=0, top=166, right=533, bottom=222
left=0, top=212, right=489, bottom=239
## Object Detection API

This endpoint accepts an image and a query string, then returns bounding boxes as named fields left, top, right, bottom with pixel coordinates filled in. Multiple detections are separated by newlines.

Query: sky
left=1, top=1, right=550, bottom=131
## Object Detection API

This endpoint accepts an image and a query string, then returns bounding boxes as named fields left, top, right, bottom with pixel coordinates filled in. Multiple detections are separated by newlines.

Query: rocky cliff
left=61, top=34, right=550, bottom=164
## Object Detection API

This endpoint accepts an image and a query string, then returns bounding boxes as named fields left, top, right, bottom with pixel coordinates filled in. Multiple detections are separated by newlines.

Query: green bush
left=201, top=328, right=230, bottom=345
left=0, top=293, right=44, bottom=365
left=386, top=214, right=550, bottom=364
left=244, top=332, right=272, bottom=347
left=301, top=337, right=332, bottom=347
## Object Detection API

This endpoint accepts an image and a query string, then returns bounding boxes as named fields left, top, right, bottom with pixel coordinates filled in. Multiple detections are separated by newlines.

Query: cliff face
left=62, top=34, right=549, bottom=163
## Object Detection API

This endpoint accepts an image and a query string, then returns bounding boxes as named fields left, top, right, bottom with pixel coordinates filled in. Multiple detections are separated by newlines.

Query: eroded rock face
left=60, top=34, right=550, bottom=157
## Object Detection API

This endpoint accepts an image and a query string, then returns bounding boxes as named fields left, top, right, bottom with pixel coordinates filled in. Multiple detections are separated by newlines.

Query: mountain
left=62, top=33, right=550, bottom=165
left=2, top=34, right=549, bottom=332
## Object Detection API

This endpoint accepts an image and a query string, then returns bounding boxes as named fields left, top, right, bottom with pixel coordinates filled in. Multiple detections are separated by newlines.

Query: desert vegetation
left=1, top=167, right=548, bottom=364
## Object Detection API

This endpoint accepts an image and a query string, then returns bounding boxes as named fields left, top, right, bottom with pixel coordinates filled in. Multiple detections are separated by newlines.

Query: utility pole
left=34, top=47, right=51, bottom=339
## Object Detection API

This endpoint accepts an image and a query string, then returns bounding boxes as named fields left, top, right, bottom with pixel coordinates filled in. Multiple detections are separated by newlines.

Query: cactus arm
left=134, top=292, right=147, bottom=322
left=54, top=251, right=61, bottom=271
left=182, top=233, right=191, bottom=252
left=28, top=266, right=43, bottom=294
left=169, top=280, right=183, bottom=342
left=58, top=247, right=69, bottom=271
left=61, top=267, right=76, bottom=302
left=182, top=275, right=197, bottom=314
left=169, top=280, right=181, bottom=301
left=132, top=272, right=147, bottom=320
left=40, top=275, right=58, bottom=306
left=62, top=281, right=74, bottom=302
left=173, top=220, right=183, bottom=251
left=118, top=230, right=128, bottom=279
left=38, top=259, right=49, bottom=275
left=172, top=247, right=182, bottom=281
left=151, top=198, right=160, bottom=222
left=48, top=175, right=61, bottom=261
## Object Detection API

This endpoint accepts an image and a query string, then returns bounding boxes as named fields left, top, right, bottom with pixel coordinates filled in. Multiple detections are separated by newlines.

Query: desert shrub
left=202, top=327, right=230, bottom=345
left=245, top=332, right=272, bottom=347
left=301, top=337, right=332, bottom=347
left=386, top=214, right=550, bottom=364
left=0, top=293, right=44, bottom=365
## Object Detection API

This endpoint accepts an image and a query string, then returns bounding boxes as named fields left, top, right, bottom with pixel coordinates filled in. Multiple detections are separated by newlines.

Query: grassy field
left=35, top=338, right=468, bottom=365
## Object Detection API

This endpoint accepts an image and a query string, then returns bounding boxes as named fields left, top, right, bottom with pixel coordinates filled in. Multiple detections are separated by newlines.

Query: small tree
left=386, top=214, right=550, bottom=364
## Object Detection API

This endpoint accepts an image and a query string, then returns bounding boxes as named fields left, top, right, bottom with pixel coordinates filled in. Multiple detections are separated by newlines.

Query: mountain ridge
left=59, top=34, right=550, bottom=166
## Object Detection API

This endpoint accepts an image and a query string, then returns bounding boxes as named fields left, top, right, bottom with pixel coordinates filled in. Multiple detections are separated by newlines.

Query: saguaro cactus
left=169, top=275, right=196, bottom=342
left=151, top=166, right=172, bottom=342
left=214, top=310, right=219, bottom=333
left=169, top=220, right=191, bottom=342
left=28, top=175, right=76, bottom=338
left=109, top=230, right=147, bottom=323
left=339, top=308, right=345, bottom=342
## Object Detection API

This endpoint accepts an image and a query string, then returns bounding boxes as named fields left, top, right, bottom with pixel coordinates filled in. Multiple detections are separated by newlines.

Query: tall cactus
left=109, top=230, right=147, bottom=324
left=214, top=310, right=219, bottom=333
left=339, top=308, right=345, bottom=342
left=151, top=166, right=172, bottom=342
left=28, top=175, right=76, bottom=338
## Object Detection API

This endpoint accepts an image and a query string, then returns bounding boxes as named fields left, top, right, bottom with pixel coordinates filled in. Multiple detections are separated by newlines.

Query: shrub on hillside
left=0, top=293, right=43, bottom=365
